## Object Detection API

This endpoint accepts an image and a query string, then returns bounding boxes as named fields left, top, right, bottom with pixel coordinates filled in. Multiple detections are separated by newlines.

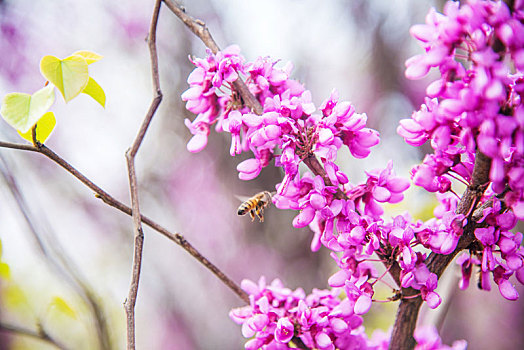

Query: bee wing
left=235, top=194, right=251, bottom=203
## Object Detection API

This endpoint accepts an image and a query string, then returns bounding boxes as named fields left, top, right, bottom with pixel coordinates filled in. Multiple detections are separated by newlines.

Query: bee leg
left=249, top=210, right=255, bottom=221
left=255, top=208, right=264, bottom=222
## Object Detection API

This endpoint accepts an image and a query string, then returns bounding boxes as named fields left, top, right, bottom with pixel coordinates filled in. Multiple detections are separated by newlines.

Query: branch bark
left=122, top=1, right=162, bottom=348
left=389, top=150, right=492, bottom=350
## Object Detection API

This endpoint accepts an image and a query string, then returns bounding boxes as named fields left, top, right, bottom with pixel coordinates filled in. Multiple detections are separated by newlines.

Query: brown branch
left=162, top=0, right=263, bottom=115
left=124, top=152, right=144, bottom=350
left=0, top=322, right=69, bottom=350
left=0, top=140, right=38, bottom=152
left=302, top=154, right=348, bottom=200
left=375, top=246, right=402, bottom=289
left=50, top=142, right=247, bottom=302
left=161, top=0, right=220, bottom=53
left=389, top=149, right=492, bottom=350
left=123, top=1, right=162, bottom=348
left=292, top=336, right=309, bottom=350
left=302, top=155, right=335, bottom=187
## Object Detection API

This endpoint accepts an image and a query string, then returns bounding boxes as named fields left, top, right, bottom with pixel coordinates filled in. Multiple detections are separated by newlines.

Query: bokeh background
left=0, top=0, right=522, bottom=349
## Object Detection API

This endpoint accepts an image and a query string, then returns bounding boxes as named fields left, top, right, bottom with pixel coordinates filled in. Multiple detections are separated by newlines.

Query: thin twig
left=0, top=140, right=38, bottom=152
left=162, top=0, right=263, bottom=114
left=123, top=1, right=161, bottom=348
left=124, top=151, right=144, bottom=350
left=161, top=0, right=220, bottom=53
left=0, top=322, right=69, bottom=350
left=302, top=154, right=347, bottom=200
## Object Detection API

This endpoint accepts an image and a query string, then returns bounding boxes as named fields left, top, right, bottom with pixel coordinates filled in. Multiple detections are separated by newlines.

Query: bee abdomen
left=237, top=200, right=255, bottom=215
left=237, top=207, right=247, bottom=215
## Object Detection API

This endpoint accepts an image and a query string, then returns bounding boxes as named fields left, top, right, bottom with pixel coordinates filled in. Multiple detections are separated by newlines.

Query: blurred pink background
left=0, top=0, right=522, bottom=349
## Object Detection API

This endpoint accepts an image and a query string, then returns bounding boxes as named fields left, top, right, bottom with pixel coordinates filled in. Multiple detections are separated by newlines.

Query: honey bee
left=237, top=191, right=274, bottom=222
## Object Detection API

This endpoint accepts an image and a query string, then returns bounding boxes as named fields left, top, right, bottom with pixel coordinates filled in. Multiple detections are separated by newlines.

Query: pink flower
left=184, top=118, right=210, bottom=153
left=237, top=158, right=262, bottom=180
left=275, top=317, right=294, bottom=343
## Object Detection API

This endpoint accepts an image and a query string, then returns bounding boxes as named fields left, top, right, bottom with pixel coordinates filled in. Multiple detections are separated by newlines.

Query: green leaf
left=17, top=112, right=56, bottom=144
left=40, top=55, right=89, bottom=102
left=0, top=85, right=55, bottom=133
left=0, top=262, right=10, bottom=279
left=82, top=77, right=106, bottom=108
left=50, top=296, right=77, bottom=319
left=72, top=50, right=103, bottom=64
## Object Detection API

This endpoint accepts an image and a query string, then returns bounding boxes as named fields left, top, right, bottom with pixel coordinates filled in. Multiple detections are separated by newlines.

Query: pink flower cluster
left=230, top=278, right=467, bottom=350
left=181, top=46, right=474, bottom=348
left=229, top=277, right=371, bottom=350
left=181, top=46, right=418, bottom=349
left=399, top=0, right=524, bottom=301
left=182, top=45, right=379, bottom=182
left=325, top=207, right=455, bottom=310
left=399, top=0, right=524, bottom=220
left=182, top=1, right=524, bottom=347
left=456, top=194, right=523, bottom=300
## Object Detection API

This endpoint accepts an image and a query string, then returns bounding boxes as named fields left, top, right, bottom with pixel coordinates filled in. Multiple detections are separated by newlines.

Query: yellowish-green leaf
left=82, top=77, right=106, bottom=108
left=0, top=262, right=10, bottom=279
left=72, top=50, right=103, bottom=64
left=0, top=85, right=55, bottom=133
left=50, top=296, right=77, bottom=319
left=17, top=112, right=56, bottom=144
left=4, top=285, right=28, bottom=309
left=40, top=55, right=89, bottom=102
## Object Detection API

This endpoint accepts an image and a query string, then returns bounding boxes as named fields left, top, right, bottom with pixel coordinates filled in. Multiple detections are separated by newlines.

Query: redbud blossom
left=181, top=2, right=524, bottom=345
